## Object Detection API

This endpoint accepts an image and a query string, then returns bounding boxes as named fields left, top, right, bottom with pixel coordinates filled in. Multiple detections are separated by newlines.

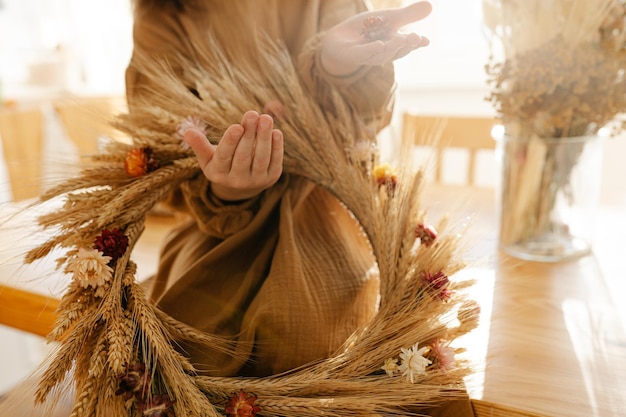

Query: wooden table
left=423, top=185, right=626, bottom=417
left=1, top=186, right=625, bottom=417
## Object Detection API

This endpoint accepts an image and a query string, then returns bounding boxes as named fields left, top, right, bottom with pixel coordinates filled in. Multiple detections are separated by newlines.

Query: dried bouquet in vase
left=17, top=34, right=479, bottom=416
left=483, top=0, right=626, bottom=259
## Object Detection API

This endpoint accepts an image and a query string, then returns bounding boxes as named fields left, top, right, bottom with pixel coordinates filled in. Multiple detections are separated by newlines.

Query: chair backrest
left=53, top=95, right=128, bottom=156
left=0, top=284, right=58, bottom=338
left=0, top=97, right=131, bottom=338
left=401, top=113, right=498, bottom=186
left=0, top=107, right=44, bottom=201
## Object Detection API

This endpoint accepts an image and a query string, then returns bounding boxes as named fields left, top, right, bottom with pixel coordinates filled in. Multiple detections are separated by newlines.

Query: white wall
left=0, top=0, right=132, bottom=98
left=0, top=0, right=624, bottom=206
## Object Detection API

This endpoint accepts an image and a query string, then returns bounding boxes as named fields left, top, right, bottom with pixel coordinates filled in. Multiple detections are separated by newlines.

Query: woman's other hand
left=321, top=1, right=432, bottom=77
left=184, top=110, right=284, bottom=202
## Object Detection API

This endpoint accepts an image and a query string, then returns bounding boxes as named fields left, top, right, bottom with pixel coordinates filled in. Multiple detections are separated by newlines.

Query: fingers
left=212, top=110, right=283, bottom=178
left=382, top=1, right=432, bottom=29
left=354, top=32, right=429, bottom=65
left=185, top=111, right=283, bottom=201
left=390, top=33, right=430, bottom=60
left=230, top=110, right=259, bottom=175
left=349, top=2, right=431, bottom=63
left=211, top=123, right=243, bottom=174
left=251, top=114, right=279, bottom=175
left=184, top=128, right=216, bottom=170
left=406, top=32, right=430, bottom=48
left=267, top=129, right=284, bottom=180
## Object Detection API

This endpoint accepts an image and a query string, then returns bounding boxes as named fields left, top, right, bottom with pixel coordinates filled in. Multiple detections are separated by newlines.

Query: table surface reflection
left=423, top=185, right=626, bottom=417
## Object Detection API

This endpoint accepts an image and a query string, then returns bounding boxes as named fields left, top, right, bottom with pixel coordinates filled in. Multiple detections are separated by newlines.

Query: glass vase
left=495, top=132, right=604, bottom=262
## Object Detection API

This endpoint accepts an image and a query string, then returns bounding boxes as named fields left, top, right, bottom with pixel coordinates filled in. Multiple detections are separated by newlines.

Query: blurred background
left=0, top=0, right=132, bottom=99
left=0, top=0, right=624, bottom=396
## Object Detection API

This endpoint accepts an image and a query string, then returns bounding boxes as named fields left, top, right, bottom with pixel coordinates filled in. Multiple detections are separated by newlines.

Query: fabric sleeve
left=296, top=0, right=396, bottom=131
left=177, top=176, right=260, bottom=238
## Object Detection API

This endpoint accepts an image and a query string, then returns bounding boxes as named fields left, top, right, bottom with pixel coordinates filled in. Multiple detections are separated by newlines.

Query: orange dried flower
left=125, top=147, right=159, bottom=177
left=372, top=163, right=398, bottom=192
left=225, top=390, right=260, bottom=417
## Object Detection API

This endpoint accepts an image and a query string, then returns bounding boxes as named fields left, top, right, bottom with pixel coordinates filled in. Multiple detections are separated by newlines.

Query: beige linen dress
left=125, top=0, right=394, bottom=377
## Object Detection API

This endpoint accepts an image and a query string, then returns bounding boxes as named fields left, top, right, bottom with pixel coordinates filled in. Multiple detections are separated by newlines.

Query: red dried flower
left=225, top=390, right=261, bottom=417
left=125, top=147, right=159, bottom=177
left=422, top=271, right=453, bottom=301
left=115, top=362, right=151, bottom=401
left=415, top=223, right=438, bottom=247
left=94, top=227, right=129, bottom=262
left=137, top=394, right=176, bottom=417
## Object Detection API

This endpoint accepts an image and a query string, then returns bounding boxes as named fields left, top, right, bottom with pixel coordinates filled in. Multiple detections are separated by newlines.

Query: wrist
left=210, top=184, right=258, bottom=203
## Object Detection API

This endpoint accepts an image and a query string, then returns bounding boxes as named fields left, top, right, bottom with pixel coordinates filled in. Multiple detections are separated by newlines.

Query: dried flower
left=176, top=115, right=208, bottom=150
left=362, top=15, right=390, bottom=42
left=225, top=390, right=261, bottom=417
left=398, top=343, right=432, bottom=383
left=125, top=147, right=159, bottom=177
left=64, top=248, right=113, bottom=289
left=484, top=1, right=626, bottom=138
left=137, top=394, right=176, bottom=417
left=115, top=362, right=152, bottom=401
left=94, top=227, right=129, bottom=262
left=372, top=163, right=398, bottom=192
left=415, top=223, right=438, bottom=247
left=421, top=271, right=452, bottom=301
left=381, top=357, right=399, bottom=377
left=430, top=339, right=456, bottom=372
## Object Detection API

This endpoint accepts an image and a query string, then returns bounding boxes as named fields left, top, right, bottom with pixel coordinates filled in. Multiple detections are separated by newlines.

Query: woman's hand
left=184, top=110, right=284, bottom=202
left=320, top=1, right=432, bottom=77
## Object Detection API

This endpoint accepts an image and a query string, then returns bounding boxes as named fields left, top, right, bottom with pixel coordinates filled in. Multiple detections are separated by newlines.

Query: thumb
left=183, top=128, right=215, bottom=169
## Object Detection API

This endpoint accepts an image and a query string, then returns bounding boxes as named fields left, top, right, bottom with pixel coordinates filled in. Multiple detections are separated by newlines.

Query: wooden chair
left=0, top=107, right=44, bottom=201
left=0, top=284, right=59, bottom=337
left=53, top=95, right=128, bottom=156
left=401, top=113, right=499, bottom=186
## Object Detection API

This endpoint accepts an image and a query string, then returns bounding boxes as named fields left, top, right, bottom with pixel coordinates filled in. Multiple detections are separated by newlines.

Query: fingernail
left=259, top=117, right=271, bottom=129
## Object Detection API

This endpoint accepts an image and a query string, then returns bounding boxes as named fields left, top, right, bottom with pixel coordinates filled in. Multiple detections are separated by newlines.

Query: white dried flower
left=176, top=116, right=207, bottom=150
left=398, top=343, right=432, bottom=383
left=65, top=248, right=113, bottom=289
left=381, top=357, right=399, bottom=377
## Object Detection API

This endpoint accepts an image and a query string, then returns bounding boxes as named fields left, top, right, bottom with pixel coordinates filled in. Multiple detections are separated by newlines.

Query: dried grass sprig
left=484, top=0, right=626, bottom=137
left=25, top=32, right=478, bottom=416
left=484, top=0, right=626, bottom=250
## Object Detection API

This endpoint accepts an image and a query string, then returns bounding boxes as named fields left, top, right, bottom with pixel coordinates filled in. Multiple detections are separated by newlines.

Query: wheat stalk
left=23, top=32, right=478, bottom=416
